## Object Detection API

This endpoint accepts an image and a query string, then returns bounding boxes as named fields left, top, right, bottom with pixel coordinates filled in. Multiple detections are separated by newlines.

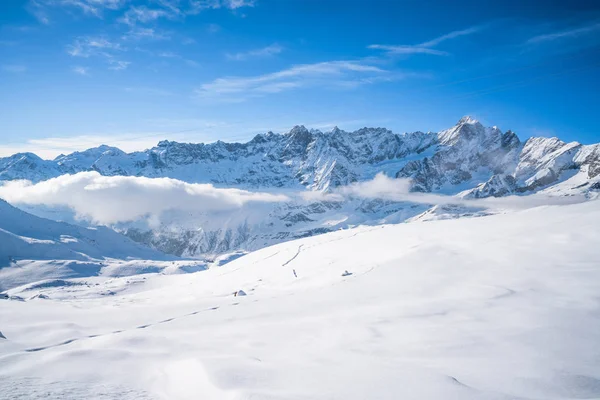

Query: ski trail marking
left=282, top=245, right=303, bottom=267
left=21, top=305, right=223, bottom=354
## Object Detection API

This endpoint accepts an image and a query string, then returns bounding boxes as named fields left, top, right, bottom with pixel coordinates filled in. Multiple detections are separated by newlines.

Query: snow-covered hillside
left=1, top=200, right=599, bottom=399
left=0, top=200, right=202, bottom=291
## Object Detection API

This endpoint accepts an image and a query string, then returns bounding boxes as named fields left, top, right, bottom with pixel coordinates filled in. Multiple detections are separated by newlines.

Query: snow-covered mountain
left=2, top=117, right=599, bottom=195
left=2, top=116, right=600, bottom=259
left=0, top=199, right=202, bottom=291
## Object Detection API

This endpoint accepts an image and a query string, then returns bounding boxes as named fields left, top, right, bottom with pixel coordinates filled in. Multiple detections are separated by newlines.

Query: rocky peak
left=501, top=130, right=521, bottom=150
left=282, top=125, right=314, bottom=158
left=458, top=115, right=479, bottom=125
left=438, top=116, right=487, bottom=146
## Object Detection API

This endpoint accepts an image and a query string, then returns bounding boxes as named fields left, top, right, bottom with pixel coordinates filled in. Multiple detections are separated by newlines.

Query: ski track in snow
left=2, top=305, right=222, bottom=355
left=280, top=226, right=384, bottom=268
left=281, top=244, right=303, bottom=267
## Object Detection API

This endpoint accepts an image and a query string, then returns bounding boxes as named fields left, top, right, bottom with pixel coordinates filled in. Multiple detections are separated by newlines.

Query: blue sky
left=1, top=0, right=599, bottom=158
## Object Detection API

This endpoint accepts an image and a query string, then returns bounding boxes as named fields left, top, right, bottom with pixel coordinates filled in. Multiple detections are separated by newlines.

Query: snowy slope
left=1, top=200, right=600, bottom=399
left=0, top=200, right=203, bottom=290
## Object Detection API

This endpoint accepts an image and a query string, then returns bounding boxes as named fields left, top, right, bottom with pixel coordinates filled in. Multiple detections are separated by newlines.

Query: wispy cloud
left=369, top=25, right=484, bottom=56
left=2, top=65, right=27, bottom=73
left=27, top=0, right=127, bottom=23
left=71, top=65, right=89, bottom=75
left=119, top=5, right=179, bottom=26
left=188, top=0, right=255, bottom=14
left=194, top=60, right=390, bottom=102
left=526, top=21, right=600, bottom=44
left=226, top=43, right=284, bottom=61
left=27, top=0, right=51, bottom=24
left=66, top=36, right=130, bottom=71
left=122, top=26, right=171, bottom=41
left=108, top=59, right=130, bottom=70
left=419, top=26, right=482, bottom=47
left=124, top=87, right=173, bottom=96
left=137, top=49, right=199, bottom=67
left=119, top=0, right=255, bottom=25
left=367, top=45, right=448, bottom=56
left=67, top=36, right=123, bottom=57
left=158, top=51, right=179, bottom=58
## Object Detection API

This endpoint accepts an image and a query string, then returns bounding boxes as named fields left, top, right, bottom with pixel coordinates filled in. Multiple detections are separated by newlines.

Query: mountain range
left=2, top=116, right=599, bottom=259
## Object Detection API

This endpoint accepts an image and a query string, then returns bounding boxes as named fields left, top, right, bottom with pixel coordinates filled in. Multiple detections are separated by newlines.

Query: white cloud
left=59, top=0, right=126, bottom=15
left=338, top=173, right=588, bottom=210
left=71, top=65, right=89, bottom=75
left=526, top=22, right=600, bottom=44
left=0, top=172, right=288, bottom=225
left=340, top=173, right=413, bottom=200
left=0, top=171, right=586, bottom=227
left=194, top=60, right=390, bottom=102
left=67, top=36, right=123, bottom=57
left=367, top=45, right=448, bottom=56
left=2, top=65, right=27, bottom=73
left=158, top=51, right=179, bottom=58
left=67, top=36, right=131, bottom=71
left=27, top=0, right=51, bottom=24
left=419, top=26, right=483, bottom=47
left=226, top=44, right=284, bottom=61
left=369, top=25, right=484, bottom=56
left=27, top=0, right=127, bottom=22
left=188, top=0, right=254, bottom=14
left=119, top=0, right=254, bottom=25
left=122, top=27, right=171, bottom=41
left=119, top=5, right=179, bottom=26
left=108, top=59, right=131, bottom=70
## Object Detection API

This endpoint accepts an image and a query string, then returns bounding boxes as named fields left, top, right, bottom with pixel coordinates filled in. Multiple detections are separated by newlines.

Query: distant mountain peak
left=458, top=115, right=479, bottom=125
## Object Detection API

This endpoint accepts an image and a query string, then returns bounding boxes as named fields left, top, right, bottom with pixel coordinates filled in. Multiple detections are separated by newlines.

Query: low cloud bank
left=0, top=172, right=588, bottom=226
left=0, top=172, right=288, bottom=225
left=339, top=173, right=588, bottom=209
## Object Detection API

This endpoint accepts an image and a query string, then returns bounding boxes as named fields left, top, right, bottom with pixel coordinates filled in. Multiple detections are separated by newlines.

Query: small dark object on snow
left=293, top=269, right=297, bottom=278
left=234, top=290, right=247, bottom=297
left=341, top=270, right=353, bottom=277
left=0, top=331, right=5, bottom=339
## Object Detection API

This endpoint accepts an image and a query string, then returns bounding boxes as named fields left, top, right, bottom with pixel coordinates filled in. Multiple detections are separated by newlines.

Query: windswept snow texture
left=1, top=201, right=600, bottom=399
left=0, top=199, right=203, bottom=291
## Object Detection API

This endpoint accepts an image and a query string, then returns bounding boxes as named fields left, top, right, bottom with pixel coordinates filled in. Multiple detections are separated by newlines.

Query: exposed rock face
left=397, top=118, right=522, bottom=192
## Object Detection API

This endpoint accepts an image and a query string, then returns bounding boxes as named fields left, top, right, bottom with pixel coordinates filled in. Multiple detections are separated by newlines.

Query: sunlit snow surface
left=1, top=201, right=600, bottom=399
